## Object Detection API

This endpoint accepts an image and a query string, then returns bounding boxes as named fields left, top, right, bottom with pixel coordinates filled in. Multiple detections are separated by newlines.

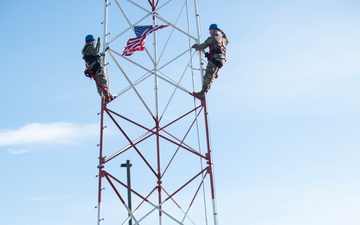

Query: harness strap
left=84, top=62, right=109, bottom=96
left=209, top=35, right=226, bottom=59
left=205, top=51, right=224, bottom=68
left=209, top=58, right=223, bottom=69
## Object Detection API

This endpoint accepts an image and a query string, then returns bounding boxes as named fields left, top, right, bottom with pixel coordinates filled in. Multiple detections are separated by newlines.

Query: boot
left=104, top=93, right=115, bottom=103
left=104, top=94, right=110, bottom=103
left=193, top=87, right=207, bottom=99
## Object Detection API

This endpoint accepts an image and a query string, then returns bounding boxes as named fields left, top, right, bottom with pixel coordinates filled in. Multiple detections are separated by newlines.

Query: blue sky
left=1, top=0, right=360, bottom=225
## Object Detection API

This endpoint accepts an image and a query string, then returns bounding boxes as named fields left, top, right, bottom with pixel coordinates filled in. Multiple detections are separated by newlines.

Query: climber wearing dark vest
left=82, top=34, right=111, bottom=102
left=192, top=24, right=229, bottom=99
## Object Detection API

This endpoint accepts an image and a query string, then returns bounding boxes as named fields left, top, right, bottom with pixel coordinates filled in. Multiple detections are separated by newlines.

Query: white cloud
left=25, top=196, right=54, bottom=202
left=0, top=122, right=98, bottom=147
left=7, top=148, right=32, bottom=155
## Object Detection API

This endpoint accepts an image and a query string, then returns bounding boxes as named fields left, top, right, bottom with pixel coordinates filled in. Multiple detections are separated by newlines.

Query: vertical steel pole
left=97, top=98, right=106, bottom=225
left=194, top=0, right=219, bottom=224
left=121, top=160, right=133, bottom=225
left=194, top=0, right=204, bottom=83
left=97, top=2, right=109, bottom=225
left=203, top=101, right=219, bottom=225
left=150, top=2, right=162, bottom=225
left=102, top=0, right=110, bottom=93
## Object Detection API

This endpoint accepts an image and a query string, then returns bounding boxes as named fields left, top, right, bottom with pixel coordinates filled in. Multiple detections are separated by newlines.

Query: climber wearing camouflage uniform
left=192, top=24, right=229, bottom=99
left=82, top=34, right=109, bottom=100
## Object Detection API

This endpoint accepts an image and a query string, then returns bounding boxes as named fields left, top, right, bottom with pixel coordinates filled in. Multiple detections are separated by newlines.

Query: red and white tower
left=95, top=1, right=219, bottom=224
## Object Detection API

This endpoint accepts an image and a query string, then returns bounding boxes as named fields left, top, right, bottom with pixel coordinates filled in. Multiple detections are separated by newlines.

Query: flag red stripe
left=122, top=25, right=168, bottom=56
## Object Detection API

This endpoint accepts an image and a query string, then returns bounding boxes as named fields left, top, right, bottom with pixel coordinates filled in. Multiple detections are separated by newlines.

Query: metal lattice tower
left=95, top=1, right=219, bottom=224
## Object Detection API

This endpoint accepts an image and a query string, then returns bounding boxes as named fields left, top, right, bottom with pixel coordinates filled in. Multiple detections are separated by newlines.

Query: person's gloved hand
left=97, top=37, right=101, bottom=43
left=192, top=44, right=198, bottom=49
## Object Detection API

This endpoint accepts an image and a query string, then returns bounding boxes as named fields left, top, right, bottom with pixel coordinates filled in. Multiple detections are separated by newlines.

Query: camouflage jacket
left=193, top=32, right=229, bottom=61
left=82, top=42, right=101, bottom=65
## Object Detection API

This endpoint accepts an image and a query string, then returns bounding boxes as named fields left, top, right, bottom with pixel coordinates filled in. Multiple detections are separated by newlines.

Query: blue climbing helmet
left=85, top=34, right=96, bottom=42
left=209, top=24, right=219, bottom=30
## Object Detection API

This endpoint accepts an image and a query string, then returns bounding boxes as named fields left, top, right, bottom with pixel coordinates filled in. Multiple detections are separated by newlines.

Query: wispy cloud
left=25, top=196, right=54, bottom=202
left=0, top=122, right=98, bottom=148
left=7, top=148, right=32, bottom=155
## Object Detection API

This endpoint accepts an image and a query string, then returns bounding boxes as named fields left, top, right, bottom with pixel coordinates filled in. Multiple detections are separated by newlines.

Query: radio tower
left=94, top=0, right=219, bottom=224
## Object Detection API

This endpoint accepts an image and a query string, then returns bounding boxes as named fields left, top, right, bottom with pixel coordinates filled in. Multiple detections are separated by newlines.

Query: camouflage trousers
left=90, top=62, right=108, bottom=96
left=203, top=60, right=220, bottom=92
left=95, top=67, right=108, bottom=96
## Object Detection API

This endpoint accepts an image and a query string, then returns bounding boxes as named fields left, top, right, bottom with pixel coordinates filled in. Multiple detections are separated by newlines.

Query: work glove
left=192, top=44, right=198, bottom=49
left=97, top=37, right=101, bottom=43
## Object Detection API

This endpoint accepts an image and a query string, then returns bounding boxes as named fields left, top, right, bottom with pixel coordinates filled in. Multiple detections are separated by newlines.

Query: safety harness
left=82, top=45, right=113, bottom=102
left=82, top=44, right=102, bottom=78
left=205, top=35, right=226, bottom=69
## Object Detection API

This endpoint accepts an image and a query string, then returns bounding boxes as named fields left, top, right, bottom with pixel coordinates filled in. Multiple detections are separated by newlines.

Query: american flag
left=122, top=25, right=168, bottom=56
